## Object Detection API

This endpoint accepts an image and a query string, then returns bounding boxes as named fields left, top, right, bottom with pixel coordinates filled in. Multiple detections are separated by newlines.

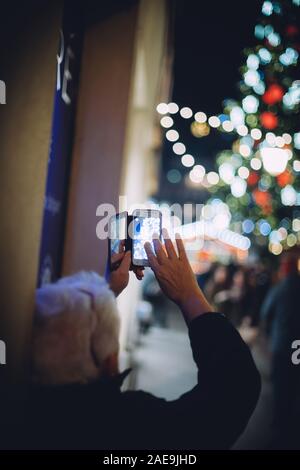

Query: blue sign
left=38, top=4, right=83, bottom=286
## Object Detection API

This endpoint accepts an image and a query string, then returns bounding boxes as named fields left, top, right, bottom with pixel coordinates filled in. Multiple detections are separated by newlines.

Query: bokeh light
left=242, top=95, right=259, bottom=113
left=167, top=169, right=181, bottom=184
left=166, top=129, right=179, bottom=142
left=238, top=166, right=250, bottom=179
left=208, top=116, right=221, bottom=128
left=251, top=128, right=262, bottom=140
left=237, top=125, right=248, bottom=136
left=191, top=121, right=210, bottom=137
left=231, top=176, right=247, bottom=197
left=172, top=142, right=186, bottom=155
left=250, top=157, right=262, bottom=170
left=167, top=102, right=179, bottom=114
left=194, top=111, right=207, bottom=123
left=222, top=120, right=234, bottom=132
left=181, top=154, right=195, bottom=167
left=207, top=171, right=220, bottom=185
left=180, top=107, right=193, bottom=119
left=156, top=102, right=169, bottom=114
left=219, top=162, right=235, bottom=184
left=160, top=116, right=174, bottom=128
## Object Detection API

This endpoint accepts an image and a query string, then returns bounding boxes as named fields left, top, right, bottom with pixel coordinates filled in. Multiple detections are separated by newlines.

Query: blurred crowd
left=140, top=255, right=275, bottom=330
left=200, top=261, right=271, bottom=328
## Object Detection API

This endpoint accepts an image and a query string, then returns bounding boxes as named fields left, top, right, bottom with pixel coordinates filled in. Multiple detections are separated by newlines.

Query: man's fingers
left=133, top=266, right=144, bottom=279
left=153, top=238, right=167, bottom=264
left=111, top=252, right=125, bottom=264
left=144, top=242, right=159, bottom=271
left=175, top=233, right=188, bottom=261
left=162, top=228, right=177, bottom=259
left=119, top=251, right=131, bottom=272
left=134, top=268, right=144, bottom=280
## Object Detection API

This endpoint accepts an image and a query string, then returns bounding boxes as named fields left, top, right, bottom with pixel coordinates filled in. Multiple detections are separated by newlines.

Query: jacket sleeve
left=123, top=312, right=261, bottom=450
left=175, top=312, right=262, bottom=449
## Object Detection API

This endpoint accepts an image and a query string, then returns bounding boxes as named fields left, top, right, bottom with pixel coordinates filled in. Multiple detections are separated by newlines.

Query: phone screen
left=132, top=210, right=162, bottom=266
left=109, top=212, right=127, bottom=269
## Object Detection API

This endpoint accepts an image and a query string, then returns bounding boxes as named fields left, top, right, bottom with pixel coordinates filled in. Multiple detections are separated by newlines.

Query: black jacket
left=3, top=313, right=261, bottom=450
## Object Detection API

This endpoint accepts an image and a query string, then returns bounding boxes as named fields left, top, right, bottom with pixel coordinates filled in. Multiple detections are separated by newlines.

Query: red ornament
left=277, top=170, right=294, bottom=187
left=286, top=25, right=299, bottom=37
left=253, top=189, right=272, bottom=215
left=253, top=189, right=270, bottom=207
left=262, top=84, right=284, bottom=105
left=260, top=111, right=278, bottom=130
left=247, top=171, right=259, bottom=186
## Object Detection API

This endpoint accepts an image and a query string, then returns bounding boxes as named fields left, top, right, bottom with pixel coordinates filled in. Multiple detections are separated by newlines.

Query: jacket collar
left=103, top=368, right=132, bottom=389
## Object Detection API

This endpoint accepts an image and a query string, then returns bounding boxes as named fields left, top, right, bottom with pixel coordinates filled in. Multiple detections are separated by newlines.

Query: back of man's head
left=33, top=272, right=120, bottom=385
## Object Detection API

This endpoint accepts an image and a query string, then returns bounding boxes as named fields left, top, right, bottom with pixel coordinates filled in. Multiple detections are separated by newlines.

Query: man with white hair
left=6, top=233, right=260, bottom=450
left=33, top=271, right=121, bottom=385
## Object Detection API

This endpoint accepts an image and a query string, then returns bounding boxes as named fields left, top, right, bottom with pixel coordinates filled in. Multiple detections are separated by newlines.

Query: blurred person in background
left=260, top=250, right=300, bottom=449
left=229, top=267, right=252, bottom=326
left=247, top=262, right=272, bottom=326
left=215, top=267, right=251, bottom=327
left=204, top=263, right=233, bottom=318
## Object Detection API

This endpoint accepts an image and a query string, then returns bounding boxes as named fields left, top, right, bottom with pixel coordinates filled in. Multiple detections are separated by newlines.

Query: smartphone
left=131, top=209, right=162, bottom=267
left=108, top=212, right=129, bottom=270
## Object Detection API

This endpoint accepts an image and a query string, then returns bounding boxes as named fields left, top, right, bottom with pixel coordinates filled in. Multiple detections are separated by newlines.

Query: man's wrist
left=109, top=282, right=122, bottom=297
left=178, top=290, right=213, bottom=324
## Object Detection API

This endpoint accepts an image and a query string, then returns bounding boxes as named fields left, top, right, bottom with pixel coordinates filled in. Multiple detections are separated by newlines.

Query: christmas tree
left=157, top=0, right=300, bottom=255
left=207, top=0, right=300, bottom=255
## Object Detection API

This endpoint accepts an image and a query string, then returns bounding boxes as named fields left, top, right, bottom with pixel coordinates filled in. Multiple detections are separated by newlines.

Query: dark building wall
left=0, top=1, right=63, bottom=383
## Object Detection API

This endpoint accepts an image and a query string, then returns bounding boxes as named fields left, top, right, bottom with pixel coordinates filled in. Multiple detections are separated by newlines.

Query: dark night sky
left=172, top=0, right=262, bottom=113
left=159, top=0, right=263, bottom=202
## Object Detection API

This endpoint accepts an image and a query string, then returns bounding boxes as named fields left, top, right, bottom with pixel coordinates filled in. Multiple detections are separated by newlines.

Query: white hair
left=33, top=272, right=120, bottom=385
